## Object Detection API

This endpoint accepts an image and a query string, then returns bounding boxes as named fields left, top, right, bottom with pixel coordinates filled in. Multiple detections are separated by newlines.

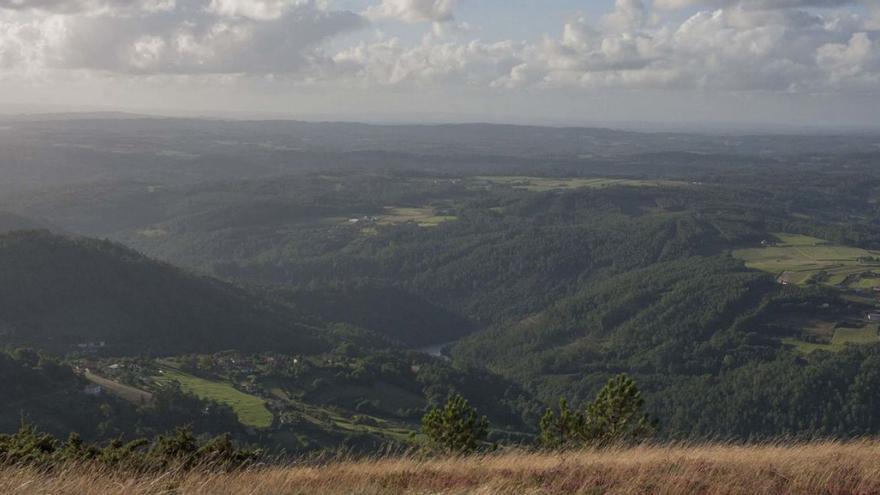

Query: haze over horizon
left=1, top=0, right=879, bottom=128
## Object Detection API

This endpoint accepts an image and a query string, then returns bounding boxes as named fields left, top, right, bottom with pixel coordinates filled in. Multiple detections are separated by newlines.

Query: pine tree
left=539, top=398, right=583, bottom=448
left=538, top=374, right=654, bottom=449
left=421, top=394, right=489, bottom=454
left=582, top=374, right=654, bottom=447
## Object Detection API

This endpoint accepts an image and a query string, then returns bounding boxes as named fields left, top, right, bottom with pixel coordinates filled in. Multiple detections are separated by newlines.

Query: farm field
left=474, top=176, right=689, bottom=191
left=83, top=371, right=153, bottom=404
left=733, top=233, right=880, bottom=288
left=153, top=366, right=273, bottom=428
left=783, top=325, right=879, bottom=354
left=833, top=325, right=880, bottom=346
left=376, top=207, right=457, bottom=228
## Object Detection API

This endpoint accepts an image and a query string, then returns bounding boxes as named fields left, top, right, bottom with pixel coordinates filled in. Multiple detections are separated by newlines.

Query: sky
left=0, top=0, right=879, bottom=128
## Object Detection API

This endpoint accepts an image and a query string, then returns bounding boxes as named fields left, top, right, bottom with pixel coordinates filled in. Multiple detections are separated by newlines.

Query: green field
left=784, top=325, right=879, bottom=354
left=154, top=367, right=273, bottom=428
left=832, top=326, right=880, bottom=346
left=733, top=233, right=880, bottom=288
left=377, top=207, right=457, bottom=227
left=474, top=176, right=689, bottom=192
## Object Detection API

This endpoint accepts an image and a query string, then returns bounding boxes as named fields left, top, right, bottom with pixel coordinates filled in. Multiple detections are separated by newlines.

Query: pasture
left=783, top=325, right=880, bottom=354
left=733, top=233, right=880, bottom=289
left=376, top=207, right=457, bottom=228
left=153, top=367, right=273, bottom=428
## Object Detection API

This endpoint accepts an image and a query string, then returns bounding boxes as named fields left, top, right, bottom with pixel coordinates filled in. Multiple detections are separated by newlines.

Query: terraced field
left=734, top=233, right=880, bottom=289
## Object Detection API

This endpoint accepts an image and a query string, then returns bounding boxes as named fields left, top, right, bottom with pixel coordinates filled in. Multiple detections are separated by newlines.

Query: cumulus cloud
left=0, top=0, right=878, bottom=97
left=331, top=1, right=880, bottom=95
left=0, top=0, right=365, bottom=74
left=0, top=0, right=176, bottom=14
left=654, top=0, right=857, bottom=9
left=364, top=0, right=456, bottom=23
left=817, top=32, right=880, bottom=88
left=333, top=36, right=523, bottom=86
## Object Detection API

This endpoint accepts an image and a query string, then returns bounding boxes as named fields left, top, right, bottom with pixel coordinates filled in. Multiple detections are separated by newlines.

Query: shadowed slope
left=0, top=231, right=330, bottom=356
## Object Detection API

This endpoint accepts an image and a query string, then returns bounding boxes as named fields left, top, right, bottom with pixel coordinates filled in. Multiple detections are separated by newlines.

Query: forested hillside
left=0, top=231, right=329, bottom=356
left=3, top=118, right=880, bottom=446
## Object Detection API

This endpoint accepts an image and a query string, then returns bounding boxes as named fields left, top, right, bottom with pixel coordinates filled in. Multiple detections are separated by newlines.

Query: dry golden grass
left=4, top=442, right=880, bottom=494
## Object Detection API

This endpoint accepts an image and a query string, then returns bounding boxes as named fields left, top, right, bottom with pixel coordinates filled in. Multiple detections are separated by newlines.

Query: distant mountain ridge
left=0, top=212, right=54, bottom=233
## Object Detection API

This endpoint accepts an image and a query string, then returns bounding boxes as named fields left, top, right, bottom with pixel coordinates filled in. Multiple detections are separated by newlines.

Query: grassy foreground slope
left=3, top=442, right=879, bottom=494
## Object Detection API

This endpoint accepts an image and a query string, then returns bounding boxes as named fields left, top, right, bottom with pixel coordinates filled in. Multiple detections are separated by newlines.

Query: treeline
left=0, top=424, right=258, bottom=472
left=420, top=374, right=654, bottom=454
left=2, top=373, right=652, bottom=470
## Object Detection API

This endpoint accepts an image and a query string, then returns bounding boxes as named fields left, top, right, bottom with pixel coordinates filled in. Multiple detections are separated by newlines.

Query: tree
left=539, top=398, right=582, bottom=449
left=581, top=374, right=654, bottom=447
left=538, top=374, right=654, bottom=449
left=421, top=394, right=489, bottom=455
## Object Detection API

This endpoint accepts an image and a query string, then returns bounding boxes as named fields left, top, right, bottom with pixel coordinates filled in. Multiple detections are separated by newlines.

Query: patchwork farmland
left=734, top=233, right=880, bottom=289
left=473, top=176, right=690, bottom=191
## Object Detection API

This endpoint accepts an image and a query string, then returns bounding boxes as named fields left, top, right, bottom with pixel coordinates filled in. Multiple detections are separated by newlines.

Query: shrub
left=0, top=422, right=259, bottom=472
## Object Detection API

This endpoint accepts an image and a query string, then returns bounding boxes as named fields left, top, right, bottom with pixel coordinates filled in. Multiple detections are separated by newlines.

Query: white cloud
left=654, top=0, right=857, bottom=9
left=601, top=0, right=651, bottom=32
left=207, top=0, right=303, bottom=20
left=817, top=32, right=880, bottom=88
left=0, top=0, right=877, bottom=99
left=0, top=0, right=176, bottom=14
left=330, top=2, right=880, bottom=95
left=0, top=0, right=365, bottom=74
left=364, top=0, right=456, bottom=23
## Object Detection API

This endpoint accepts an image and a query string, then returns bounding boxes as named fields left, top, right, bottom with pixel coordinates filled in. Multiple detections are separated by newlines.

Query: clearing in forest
left=377, top=207, right=457, bottom=227
left=153, top=366, right=273, bottom=428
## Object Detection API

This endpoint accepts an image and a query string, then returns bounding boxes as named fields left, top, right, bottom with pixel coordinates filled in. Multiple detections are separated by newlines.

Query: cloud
left=601, top=0, right=651, bottom=32
left=654, top=0, right=858, bottom=9
left=206, top=0, right=304, bottom=20
left=0, top=0, right=176, bottom=14
left=0, top=0, right=365, bottom=74
left=0, top=0, right=877, bottom=98
left=817, top=32, right=880, bottom=88
left=867, top=2, right=880, bottom=30
left=331, top=2, right=879, bottom=95
left=364, top=0, right=456, bottom=23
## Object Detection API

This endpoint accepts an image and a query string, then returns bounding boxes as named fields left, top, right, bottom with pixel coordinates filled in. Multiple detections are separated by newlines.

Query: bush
left=0, top=422, right=259, bottom=472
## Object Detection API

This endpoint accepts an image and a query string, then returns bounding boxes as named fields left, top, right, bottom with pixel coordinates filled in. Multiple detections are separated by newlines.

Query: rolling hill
left=0, top=212, right=53, bottom=233
left=0, top=231, right=330, bottom=356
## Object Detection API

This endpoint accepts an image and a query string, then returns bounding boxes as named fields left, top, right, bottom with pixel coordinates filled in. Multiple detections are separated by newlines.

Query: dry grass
left=4, top=442, right=880, bottom=494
